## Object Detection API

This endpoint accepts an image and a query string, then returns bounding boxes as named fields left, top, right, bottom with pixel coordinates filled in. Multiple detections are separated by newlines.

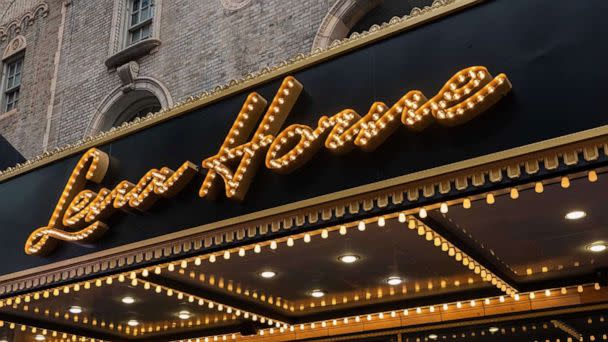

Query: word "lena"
left=25, top=66, right=511, bottom=255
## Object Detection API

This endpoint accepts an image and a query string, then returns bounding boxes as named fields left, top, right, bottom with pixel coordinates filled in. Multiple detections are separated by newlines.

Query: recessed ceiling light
left=565, top=210, right=586, bottom=220
left=121, top=296, right=135, bottom=304
left=34, top=335, right=46, bottom=341
left=127, top=319, right=139, bottom=327
left=338, top=254, right=360, bottom=264
left=68, top=306, right=82, bottom=314
left=178, top=310, right=191, bottom=320
left=0, top=339, right=8, bottom=342
left=386, top=276, right=403, bottom=286
left=310, top=290, right=325, bottom=298
left=489, top=326, right=499, bottom=333
left=428, top=334, right=438, bottom=340
left=259, top=271, right=277, bottom=279
left=587, top=242, right=608, bottom=253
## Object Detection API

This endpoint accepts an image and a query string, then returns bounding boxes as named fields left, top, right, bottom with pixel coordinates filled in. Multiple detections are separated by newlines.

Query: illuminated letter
left=266, top=66, right=511, bottom=173
left=266, top=116, right=334, bottom=173
left=25, top=149, right=110, bottom=255
left=26, top=149, right=198, bottom=255
left=402, top=66, right=511, bottom=129
left=200, top=76, right=303, bottom=200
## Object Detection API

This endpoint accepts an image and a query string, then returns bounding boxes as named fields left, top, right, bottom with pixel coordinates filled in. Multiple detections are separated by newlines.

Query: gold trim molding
left=1, top=126, right=607, bottom=296
left=0, top=0, right=482, bottom=183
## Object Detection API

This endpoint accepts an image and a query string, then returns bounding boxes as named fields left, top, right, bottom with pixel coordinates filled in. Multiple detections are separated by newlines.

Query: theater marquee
left=25, top=67, right=511, bottom=255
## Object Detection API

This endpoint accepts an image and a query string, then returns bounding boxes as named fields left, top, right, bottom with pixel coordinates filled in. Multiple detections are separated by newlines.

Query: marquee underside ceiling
left=0, top=162, right=607, bottom=342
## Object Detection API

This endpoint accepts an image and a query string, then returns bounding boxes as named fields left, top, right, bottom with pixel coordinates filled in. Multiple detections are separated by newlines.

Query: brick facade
left=0, top=0, right=432, bottom=160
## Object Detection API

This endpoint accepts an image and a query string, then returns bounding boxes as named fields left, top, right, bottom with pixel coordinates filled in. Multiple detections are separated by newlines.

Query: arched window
left=87, top=77, right=172, bottom=135
left=105, top=89, right=161, bottom=129
left=2, top=35, right=26, bottom=113
left=312, top=0, right=436, bottom=51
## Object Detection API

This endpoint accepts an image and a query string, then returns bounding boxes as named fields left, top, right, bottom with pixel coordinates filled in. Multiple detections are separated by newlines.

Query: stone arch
left=311, top=0, right=382, bottom=51
left=2, top=34, right=25, bottom=60
left=86, top=77, right=173, bottom=135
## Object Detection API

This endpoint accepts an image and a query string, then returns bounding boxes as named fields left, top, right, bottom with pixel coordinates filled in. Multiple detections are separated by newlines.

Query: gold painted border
left=1, top=125, right=607, bottom=293
left=0, top=0, right=482, bottom=182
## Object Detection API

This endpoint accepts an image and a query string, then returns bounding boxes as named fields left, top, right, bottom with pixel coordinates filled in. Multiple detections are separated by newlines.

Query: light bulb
left=68, top=305, right=82, bottom=314
left=386, top=276, right=402, bottom=286
left=565, top=210, right=586, bottom=220
left=310, top=290, right=325, bottom=298
left=259, top=271, right=276, bottom=279
left=121, top=296, right=135, bottom=304
left=338, top=255, right=359, bottom=264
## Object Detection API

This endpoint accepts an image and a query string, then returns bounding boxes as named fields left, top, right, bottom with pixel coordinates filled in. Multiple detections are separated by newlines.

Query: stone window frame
left=1, top=35, right=26, bottom=115
left=106, top=0, right=162, bottom=69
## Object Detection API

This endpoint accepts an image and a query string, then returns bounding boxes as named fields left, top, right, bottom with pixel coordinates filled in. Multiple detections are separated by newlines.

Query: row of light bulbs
left=177, top=283, right=604, bottom=342
left=6, top=169, right=604, bottom=339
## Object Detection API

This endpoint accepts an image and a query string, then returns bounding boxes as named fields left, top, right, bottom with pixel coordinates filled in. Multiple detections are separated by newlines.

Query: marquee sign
left=25, top=66, right=511, bottom=255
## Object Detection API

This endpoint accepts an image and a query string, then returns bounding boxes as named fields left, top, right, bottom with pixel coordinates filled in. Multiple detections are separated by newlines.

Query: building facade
left=0, top=0, right=432, bottom=160
left=0, top=1, right=607, bottom=341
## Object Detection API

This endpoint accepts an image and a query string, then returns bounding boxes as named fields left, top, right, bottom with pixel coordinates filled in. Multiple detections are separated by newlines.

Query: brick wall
left=0, top=0, right=431, bottom=160
left=0, top=0, right=61, bottom=159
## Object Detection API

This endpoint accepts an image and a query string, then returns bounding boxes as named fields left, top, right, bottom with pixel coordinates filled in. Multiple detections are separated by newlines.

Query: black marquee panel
left=0, top=0, right=607, bottom=276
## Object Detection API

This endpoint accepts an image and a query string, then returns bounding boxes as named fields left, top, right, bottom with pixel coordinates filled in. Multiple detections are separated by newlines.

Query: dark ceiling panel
left=164, top=217, right=491, bottom=317
left=443, top=176, right=608, bottom=284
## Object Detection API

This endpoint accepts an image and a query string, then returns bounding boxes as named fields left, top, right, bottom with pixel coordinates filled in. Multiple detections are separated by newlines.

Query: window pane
left=131, top=12, right=139, bottom=26
left=14, top=72, right=21, bottom=87
left=6, top=76, right=14, bottom=89
left=141, top=24, right=150, bottom=39
left=141, top=6, right=150, bottom=21
left=132, top=0, right=140, bottom=12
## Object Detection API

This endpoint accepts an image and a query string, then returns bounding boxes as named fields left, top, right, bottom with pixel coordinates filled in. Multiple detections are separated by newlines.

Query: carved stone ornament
left=117, top=61, right=140, bottom=92
left=0, top=2, right=49, bottom=42
left=2, top=35, right=26, bottom=60
left=219, top=0, right=252, bottom=11
left=105, top=38, right=161, bottom=69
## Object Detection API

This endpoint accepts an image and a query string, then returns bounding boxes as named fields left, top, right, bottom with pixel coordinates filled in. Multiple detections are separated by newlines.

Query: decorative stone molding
left=86, top=76, right=173, bottom=135
left=0, top=2, right=49, bottom=43
left=312, top=0, right=382, bottom=51
left=2, top=35, right=26, bottom=60
left=106, top=0, right=163, bottom=69
left=116, top=61, right=140, bottom=92
left=105, top=38, right=161, bottom=69
left=219, top=0, right=253, bottom=11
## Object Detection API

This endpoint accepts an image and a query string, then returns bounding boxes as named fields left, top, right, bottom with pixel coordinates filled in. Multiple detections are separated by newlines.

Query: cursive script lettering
left=25, top=66, right=511, bottom=255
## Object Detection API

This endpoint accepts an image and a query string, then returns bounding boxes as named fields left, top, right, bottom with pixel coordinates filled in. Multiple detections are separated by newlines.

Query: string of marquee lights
left=5, top=170, right=602, bottom=302
left=9, top=297, right=239, bottom=339
left=0, top=272, right=247, bottom=338
left=173, top=283, right=606, bottom=342
left=171, top=268, right=299, bottom=312
left=126, top=169, right=603, bottom=306
left=0, top=319, right=103, bottom=342
left=170, top=267, right=481, bottom=314
left=0, top=269, right=290, bottom=338
left=0, top=169, right=604, bottom=338
left=131, top=278, right=290, bottom=332
left=5, top=136, right=606, bottom=297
